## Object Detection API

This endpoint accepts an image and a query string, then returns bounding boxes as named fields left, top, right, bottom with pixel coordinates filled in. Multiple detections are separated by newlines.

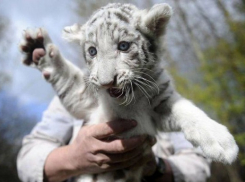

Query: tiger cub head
left=63, top=3, right=172, bottom=102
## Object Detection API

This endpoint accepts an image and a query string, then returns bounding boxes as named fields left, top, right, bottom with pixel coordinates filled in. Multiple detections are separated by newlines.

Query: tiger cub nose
left=101, top=80, right=114, bottom=88
left=100, top=75, right=117, bottom=88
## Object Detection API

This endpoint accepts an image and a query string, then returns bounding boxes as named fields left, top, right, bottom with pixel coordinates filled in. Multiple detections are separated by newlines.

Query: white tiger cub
left=20, top=3, right=238, bottom=182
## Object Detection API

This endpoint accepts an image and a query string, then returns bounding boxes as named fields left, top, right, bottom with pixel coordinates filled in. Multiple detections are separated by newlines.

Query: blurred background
left=0, top=0, right=244, bottom=181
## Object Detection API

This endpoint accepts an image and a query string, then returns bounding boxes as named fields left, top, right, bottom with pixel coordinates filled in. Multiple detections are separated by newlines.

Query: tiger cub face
left=63, top=3, right=172, bottom=101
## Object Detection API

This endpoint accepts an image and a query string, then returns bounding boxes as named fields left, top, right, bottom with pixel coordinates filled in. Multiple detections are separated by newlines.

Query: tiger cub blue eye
left=88, top=47, right=97, bottom=56
left=118, top=41, right=130, bottom=51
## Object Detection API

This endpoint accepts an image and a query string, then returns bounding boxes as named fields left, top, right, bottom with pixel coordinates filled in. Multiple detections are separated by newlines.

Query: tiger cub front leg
left=170, top=98, right=239, bottom=164
left=20, top=28, right=70, bottom=83
left=20, top=28, right=90, bottom=119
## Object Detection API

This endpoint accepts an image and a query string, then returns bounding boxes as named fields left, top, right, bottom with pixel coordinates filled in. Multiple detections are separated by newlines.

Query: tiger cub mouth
left=107, top=88, right=125, bottom=98
left=107, top=84, right=136, bottom=98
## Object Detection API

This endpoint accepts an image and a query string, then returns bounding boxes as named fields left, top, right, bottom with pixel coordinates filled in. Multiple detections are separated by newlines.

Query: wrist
left=143, top=157, right=174, bottom=182
left=44, top=145, right=79, bottom=182
left=155, top=158, right=174, bottom=182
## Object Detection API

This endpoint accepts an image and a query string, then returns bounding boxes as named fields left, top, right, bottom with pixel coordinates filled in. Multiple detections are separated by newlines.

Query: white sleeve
left=155, top=132, right=211, bottom=182
left=167, top=151, right=211, bottom=182
left=17, top=97, right=77, bottom=182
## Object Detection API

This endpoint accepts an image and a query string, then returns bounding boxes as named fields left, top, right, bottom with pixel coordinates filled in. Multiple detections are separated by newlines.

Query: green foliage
left=202, top=20, right=245, bottom=167
left=171, top=18, right=245, bottom=168
left=236, top=133, right=245, bottom=166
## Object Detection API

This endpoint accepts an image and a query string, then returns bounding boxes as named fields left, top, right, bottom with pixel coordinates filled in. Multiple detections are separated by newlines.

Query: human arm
left=145, top=151, right=209, bottom=182
left=166, top=132, right=211, bottom=182
left=17, top=97, right=74, bottom=182
left=17, top=97, right=154, bottom=182
left=44, top=119, right=151, bottom=182
left=146, top=132, right=211, bottom=182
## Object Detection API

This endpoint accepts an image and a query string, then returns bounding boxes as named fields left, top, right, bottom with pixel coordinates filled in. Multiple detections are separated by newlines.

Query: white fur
left=171, top=99, right=239, bottom=163
left=20, top=3, right=239, bottom=182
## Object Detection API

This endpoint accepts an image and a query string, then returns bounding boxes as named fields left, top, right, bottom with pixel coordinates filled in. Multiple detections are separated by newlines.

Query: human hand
left=69, top=119, right=155, bottom=175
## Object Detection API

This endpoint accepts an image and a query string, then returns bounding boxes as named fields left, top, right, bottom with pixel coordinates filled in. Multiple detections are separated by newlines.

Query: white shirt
left=17, top=97, right=211, bottom=182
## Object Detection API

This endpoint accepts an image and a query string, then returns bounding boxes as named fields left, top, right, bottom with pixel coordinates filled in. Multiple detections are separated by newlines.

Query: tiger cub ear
left=62, top=23, right=85, bottom=43
left=139, top=3, right=172, bottom=37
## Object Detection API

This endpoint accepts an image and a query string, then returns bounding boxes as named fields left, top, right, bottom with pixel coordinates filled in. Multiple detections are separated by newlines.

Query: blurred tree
left=0, top=92, right=36, bottom=182
left=0, top=13, right=36, bottom=182
left=173, top=0, right=205, bottom=64
left=0, top=14, right=11, bottom=90
left=201, top=1, right=245, bottom=181
left=74, top=0, right=161, bottom=21
left=169, top=0, right=245, bottom=181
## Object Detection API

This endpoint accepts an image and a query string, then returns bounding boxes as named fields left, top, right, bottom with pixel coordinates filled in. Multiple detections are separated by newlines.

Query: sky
left=1, top=0, right=178, bottom=118
left=0, top=0, right=164, bottom=107
left=0, top=0, right=235, bottom=109
left=0, top=0, right=84, bottom=106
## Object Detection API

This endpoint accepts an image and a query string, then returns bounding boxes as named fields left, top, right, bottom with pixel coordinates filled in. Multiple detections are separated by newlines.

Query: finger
left=99, top=135, right=147, bottom=154
left=93, top=145, right=146, bottom=165
left=148, top=136, right=157, bottom=146
left=100, top=153, right=143, bottom=172
left=142, top=153, right=157, bottom=176
left=142, top=135, right=157, bottom=147
left=92, top=119, right=137, bottom=139
left=131, top=152, right=154, bottom=171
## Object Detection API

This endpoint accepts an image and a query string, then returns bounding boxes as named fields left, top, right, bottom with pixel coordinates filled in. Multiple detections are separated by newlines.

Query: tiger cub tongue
left=108, top=88, right=125, bottom=98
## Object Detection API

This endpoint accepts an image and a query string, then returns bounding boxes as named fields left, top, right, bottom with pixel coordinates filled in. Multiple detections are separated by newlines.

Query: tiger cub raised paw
left=20, top=28, right=65, bottom=83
